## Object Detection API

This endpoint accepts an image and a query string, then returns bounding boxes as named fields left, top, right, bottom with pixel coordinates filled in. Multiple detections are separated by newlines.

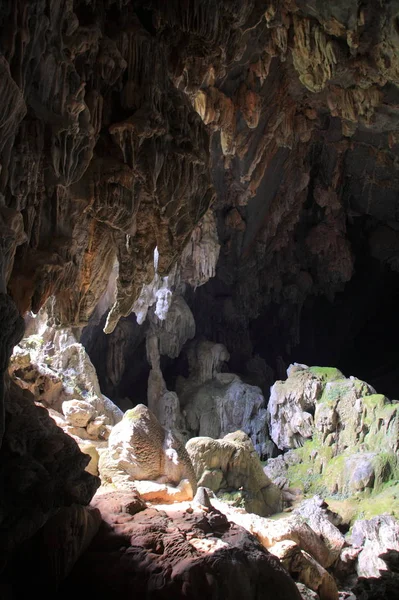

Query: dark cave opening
left=81, top=313, right=150, bottom=409
left=297, top=254, right=399, bottom=400
left=82, top=214, right=399, bottom=408
left=249, top=217, right=399, bottom=400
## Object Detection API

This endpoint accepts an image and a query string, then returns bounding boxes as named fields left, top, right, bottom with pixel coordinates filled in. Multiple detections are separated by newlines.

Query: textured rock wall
left=65, top=0, right=399, bottom=402
left=0, top=0, right=215, bottom=332
left=3, top=2, right=399, bottom=589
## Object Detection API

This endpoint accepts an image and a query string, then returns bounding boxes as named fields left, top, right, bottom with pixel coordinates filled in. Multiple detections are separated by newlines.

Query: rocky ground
left=3, top=322, right=399, bottom=599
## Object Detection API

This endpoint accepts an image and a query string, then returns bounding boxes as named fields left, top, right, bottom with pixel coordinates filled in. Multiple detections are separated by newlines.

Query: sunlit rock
left=99, top=404, right=197, bottom=501
left=186, top=431, right=282, bottom=517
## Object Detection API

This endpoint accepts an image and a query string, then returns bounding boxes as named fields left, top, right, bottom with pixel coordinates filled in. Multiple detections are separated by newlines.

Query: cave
left=1, top=1, right=399, bottom=599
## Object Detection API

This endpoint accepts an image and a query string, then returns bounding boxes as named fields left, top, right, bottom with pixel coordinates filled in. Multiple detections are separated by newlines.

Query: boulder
left=294, top=496, right=345, bottom=564
left=133, top=479, right=194, bottom=503
left=186, top=431, right=282, bottom=516
left=0, top=380, right=100, bottom=563
left=264, top=366, right=399, bottom=501
left=270, top=540, right=338, bottom=600
left=250, top=514, right=337, bottom=569
left=350, top=515, right=399, bottom=579
left=99, top=404, right=197, bottom=500
left=62, top=399, right=96, bottom=428
left=59, top=497, right=302, bottom=600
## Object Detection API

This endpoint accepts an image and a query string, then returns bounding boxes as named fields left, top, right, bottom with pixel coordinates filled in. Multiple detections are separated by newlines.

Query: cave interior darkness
left=82, top=211, right=399, bottom=407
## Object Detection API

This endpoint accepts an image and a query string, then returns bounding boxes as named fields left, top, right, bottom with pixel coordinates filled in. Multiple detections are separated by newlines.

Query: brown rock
left=58, top=499, right=302, bottom=600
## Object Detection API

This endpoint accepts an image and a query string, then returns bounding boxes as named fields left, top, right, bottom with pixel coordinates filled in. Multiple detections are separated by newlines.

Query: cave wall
left=70, top=0, right=399, bottom=403
left=3, top=0, right=399, bottom=582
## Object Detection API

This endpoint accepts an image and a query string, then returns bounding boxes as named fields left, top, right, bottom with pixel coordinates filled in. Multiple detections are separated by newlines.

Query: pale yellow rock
left=80, top=442, right=100, bottom=476
left=133, top=479, right=194, bottom=503
left=186, top=431, right=282, bottom=517
left=62, top=399, right=96, bottom=428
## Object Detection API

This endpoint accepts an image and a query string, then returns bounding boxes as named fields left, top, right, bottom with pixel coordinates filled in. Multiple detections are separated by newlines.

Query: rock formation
left=99, top=403, right=197, bottom=502
left=186, top=431, right=282, bottom=517
left=265, top=364, right=399, bottom=514
left=2, top=1, right=399, bottom=598
left=58, top=493, right=302, bottom=600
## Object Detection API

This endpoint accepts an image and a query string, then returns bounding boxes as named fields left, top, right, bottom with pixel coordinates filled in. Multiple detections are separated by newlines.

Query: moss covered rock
left=265, top=365, right=399, bottom=515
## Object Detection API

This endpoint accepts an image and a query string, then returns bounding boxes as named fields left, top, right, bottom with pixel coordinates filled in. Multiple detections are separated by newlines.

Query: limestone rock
left=59, top=499, right=302, bottom=600
left=10, top=319, right=123, bottom=443
left=146, top=319, right=185, bottom=431
left=186, top=431, right=282, bottom=517
left=78, top=442, right=100, bottom=477
left=251, top=514, right=336, bottom=570
left=62, top=400, right=96, bottom=428
left=294, top=496, right=345, bottom=564
left=99, top=404, right=197, bottom=500
left=267, top=365, right=345, bottom=450
left=4, top=504, right=101, bottom=595
left=0, top=380, right=100, bottom=562
left=182, top=372, right=274, bottom=458
left=350, top=515, right=399, bottom=579
left=148, top=295, right=195, bottom=360
left=91, top=490, right=147, bottom=520
left=265, top=366, right=399, bottom=500
left=179, top=209, right=220, bottom=288
left=133, top=479, right=193, bottom=503
left=270, top=540, right=338, bottom=600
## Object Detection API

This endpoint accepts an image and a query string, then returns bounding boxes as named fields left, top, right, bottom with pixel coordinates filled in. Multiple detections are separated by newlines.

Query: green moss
left=328, top=481, right=399, bottom=525
left=125, top=409, right=142, bottom=422
left=322, top=454, right=347, bottom=493
left=319, top=380, right=350, bottom=406
left=23, top=335, right=44, bottom=351
left=318, top=378, right=374, bottom=408
left=362, top=398, right=399, bottom=453
left=308, top=367, right=345, bottom=383
left=372, top=452, right=399, bottom=490
left=362, top=394, right=387, bottom=410
left=217, top=490, right=246, bottom=510
left=285, top=440, right=329, bottom=495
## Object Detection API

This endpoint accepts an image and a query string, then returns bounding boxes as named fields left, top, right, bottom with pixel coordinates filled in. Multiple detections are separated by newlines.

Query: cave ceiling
left=1, top=0, right=399, bottom=360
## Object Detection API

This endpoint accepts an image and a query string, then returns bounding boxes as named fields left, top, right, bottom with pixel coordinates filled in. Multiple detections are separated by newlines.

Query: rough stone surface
left=270, top=540, right=338, bottom=600
left=10, top=317, right=123, bottom=432
left=186, top=431, right=282, bottom=517
left=58, top=498, right=302, bottom=600
left=3, top=2, right=399, bottom=596
left=350, top=515, right=399, bottom=579
left=294, top=496, right=345, bottom=564
left=265, top=365, right=399, bottom=499
left=99, top=404, right=197, bottom=500
left=0, top=380, right=100, bottom=565
left=181, top=368, right=274, bottom=457
left=3, top=504, right=101, bottom=596
left=267, top=366, right=345, bottom=450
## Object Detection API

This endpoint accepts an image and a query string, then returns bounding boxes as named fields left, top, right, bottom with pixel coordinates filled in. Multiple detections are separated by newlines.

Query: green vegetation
left=328, top=481, right=399, bottom=526
left=217, top=490, right=247, bottom=510
left=22, top=334, right=44, bottom=351
left=308, top=366, right=345, bottom=383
